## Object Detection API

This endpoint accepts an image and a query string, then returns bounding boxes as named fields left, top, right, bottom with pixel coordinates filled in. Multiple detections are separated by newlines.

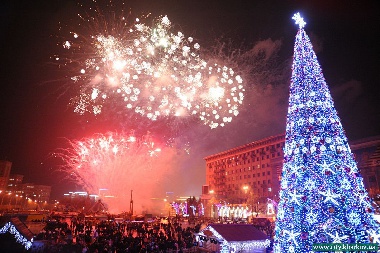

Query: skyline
left=0, top=0, right=379, bottom=200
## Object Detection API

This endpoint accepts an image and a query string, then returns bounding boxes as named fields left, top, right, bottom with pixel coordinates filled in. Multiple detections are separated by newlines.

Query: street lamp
left=15, top=195, right=19, bottom=208
left=242, top=185, right=255, bottom=222
left=242, top=185, right=249, bottom=202
left=163, top=198, right=171, bottom=217
left=8, top=193, right=12, bottom=208
left=0, top=191, right=4, bottom=206
left=209, top=190, right=215, bottom=218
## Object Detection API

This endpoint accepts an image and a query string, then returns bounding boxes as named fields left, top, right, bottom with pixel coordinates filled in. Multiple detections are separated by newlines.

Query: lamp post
left=250, top=194, right=255, bottom=222
left=209, top=190, right=215, bottom=219
left=15, top=194, right=23, bottom=210
left=14, top=195, right=18, bottom=209
left=0, top=191, right=4, bottom=206
left=242, top=186, right=248, bottom=198
left=163, top=198, right=169, bottom=217
left=8, top=193, right=13, bottom=209
left=243, top=185, right=255, bottom=222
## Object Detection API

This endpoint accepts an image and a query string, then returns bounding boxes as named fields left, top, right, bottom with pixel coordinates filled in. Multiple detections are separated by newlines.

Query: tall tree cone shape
left=273, top=13, right=380, bottom=253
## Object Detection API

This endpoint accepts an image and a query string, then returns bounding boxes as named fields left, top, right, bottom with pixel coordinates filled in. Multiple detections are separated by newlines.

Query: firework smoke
left=55, top=130, right=179, bottom=214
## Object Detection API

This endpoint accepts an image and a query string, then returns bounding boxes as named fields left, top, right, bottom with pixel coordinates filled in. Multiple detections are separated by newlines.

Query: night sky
left=0, top=0, right=379, bottom=200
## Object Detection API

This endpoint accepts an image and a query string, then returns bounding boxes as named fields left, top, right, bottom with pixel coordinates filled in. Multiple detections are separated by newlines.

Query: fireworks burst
left=55, top=2, right=245, bottom=128
left=55, top=130, right=176, bottom=213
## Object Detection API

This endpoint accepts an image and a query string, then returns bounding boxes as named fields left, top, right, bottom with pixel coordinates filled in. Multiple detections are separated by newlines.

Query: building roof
left=0, top=216, right=34, bottom=241
left=9, top=217, right=34, bottom=241
left=0, top=216, right=34, bottom=250
left=204, top=133, right=285, bottom=161
left=202, top=224, right=268, bottom=242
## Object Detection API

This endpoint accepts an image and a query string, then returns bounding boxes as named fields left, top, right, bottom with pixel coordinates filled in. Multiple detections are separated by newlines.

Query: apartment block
left=204, top=134, right=380, bottom=204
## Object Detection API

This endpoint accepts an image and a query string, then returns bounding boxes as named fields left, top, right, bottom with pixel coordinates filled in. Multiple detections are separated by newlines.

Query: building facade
left=204, top=134, right=285, bottom=205
left=0, top=160, right=12, bottom=191
left=204, top=134, right=380, bottom=205
left=7, top=174, right=24, bottom=194
left=22, top=183, right=52, bottom=204
left=350, top=136, right=380, bottom=198
left=0, top=160, right=52, bottom=210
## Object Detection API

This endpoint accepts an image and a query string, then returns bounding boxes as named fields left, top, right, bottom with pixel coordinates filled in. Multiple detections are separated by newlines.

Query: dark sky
left=0, top=0, right=379, bottom=200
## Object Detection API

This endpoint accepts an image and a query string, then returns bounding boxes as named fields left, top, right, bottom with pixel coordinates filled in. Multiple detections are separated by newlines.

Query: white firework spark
left=56, top=3, right=245, bottom=129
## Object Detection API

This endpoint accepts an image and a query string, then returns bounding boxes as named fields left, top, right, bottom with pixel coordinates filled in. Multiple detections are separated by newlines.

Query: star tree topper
left=292, top=12, right=306, bottom=29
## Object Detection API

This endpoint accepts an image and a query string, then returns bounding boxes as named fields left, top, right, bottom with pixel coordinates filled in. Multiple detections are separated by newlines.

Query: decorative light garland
left=228, top=239, right=271, bottom=251
left=197, top=225, right=270, bottom=252
left=0, top=222, right=33, bottom=250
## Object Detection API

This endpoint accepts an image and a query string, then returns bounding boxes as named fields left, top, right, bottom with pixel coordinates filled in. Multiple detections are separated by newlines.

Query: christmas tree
left=273, top=13, right=380, bottom=253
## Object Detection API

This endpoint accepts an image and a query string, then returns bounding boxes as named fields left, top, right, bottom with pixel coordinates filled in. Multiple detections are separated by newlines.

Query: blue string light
left=0, top=222, right=33, bottom=250
left=273, top=13, right=380, bottom=252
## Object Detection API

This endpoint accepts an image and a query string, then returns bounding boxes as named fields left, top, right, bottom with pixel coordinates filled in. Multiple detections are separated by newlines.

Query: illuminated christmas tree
left=273, top=13, right=380, bottom=253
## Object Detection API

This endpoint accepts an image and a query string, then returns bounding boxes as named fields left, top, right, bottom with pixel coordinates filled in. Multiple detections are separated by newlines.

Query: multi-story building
left=22, top=183, right=52, bottom=204
left=350, top=136, right=380, bottom=198
left=7, top=174, right=24, bottom=194
left=0, top=161, right=52, bottom=210
left=204, top=134, right=285, bottom=204
left=204, top=134, right=380, bottom=205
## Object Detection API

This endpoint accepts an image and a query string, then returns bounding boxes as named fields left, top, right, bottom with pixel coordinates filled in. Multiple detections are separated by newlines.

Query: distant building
left=22, top=183, right=51, bottom=204
left=0, top=161, right=51, bottom=209
left=350, top=136, right=380, bottom=198
left=204, top=134, right=380, bottom=205
left=0, top=160, right=12, bottom=191
left=7, top=174, right=24, bottom=194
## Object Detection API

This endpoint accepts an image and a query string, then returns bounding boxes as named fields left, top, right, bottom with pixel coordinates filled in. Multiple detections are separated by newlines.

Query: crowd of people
left=31, top=216, right=202, bottom=253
